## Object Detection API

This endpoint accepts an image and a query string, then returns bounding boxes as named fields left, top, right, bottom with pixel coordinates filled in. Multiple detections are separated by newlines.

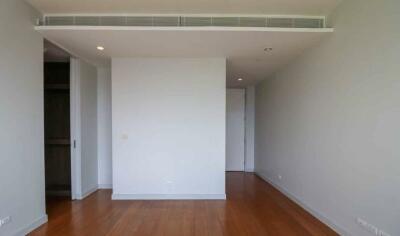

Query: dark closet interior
left=44, top=62, right=71, bottom=196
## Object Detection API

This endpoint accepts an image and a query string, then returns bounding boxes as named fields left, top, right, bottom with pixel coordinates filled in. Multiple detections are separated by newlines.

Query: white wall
left=79, top=60, right=98, bottom=197
left=226, top=89, right=245, bottom=171
left=97, top=67, right=112, bottom=189
left=112, top=58, right=226, bottom=199
left=245, top=86, right=255, bottom=172
left=255, top=0, right=400, bottom=235
left=0, top=0, right=47, bottom=235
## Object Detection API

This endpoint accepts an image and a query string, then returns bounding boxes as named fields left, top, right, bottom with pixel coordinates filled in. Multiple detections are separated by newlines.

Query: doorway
left=44, top=62, right=71, bottom=196
left=43, top=40, right=73, bottom=198
left=226, top=89, right=245, bottom=171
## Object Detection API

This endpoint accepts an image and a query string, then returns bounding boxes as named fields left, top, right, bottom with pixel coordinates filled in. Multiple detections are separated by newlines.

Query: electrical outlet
left=357, top=218, right=378, bottom=235
left=278, top=175, right=282, bottom=180
left=357, top=218, right=367, bottom=227
left=0, top=216, right=11, bottom=228
left=379, top=230, right=392, bottom=236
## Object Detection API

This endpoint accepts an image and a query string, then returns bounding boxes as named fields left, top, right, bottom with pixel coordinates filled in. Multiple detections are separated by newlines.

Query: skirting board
left=13, top=214, right=48, bottom=236
left=255, top=171, right=350, bottom=236
left=98, top=184, right=113, bottom=189
left=112, top=194, right=226, bottom=200
left=76, top=186, right=98, bottom=200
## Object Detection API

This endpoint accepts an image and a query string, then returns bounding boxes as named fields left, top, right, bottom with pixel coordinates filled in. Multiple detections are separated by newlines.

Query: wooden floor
left=30, top=172, right=337, bottom=236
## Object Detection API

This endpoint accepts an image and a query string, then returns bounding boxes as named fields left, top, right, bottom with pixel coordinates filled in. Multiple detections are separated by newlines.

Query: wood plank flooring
left=29, top=172, right=338, bottom=236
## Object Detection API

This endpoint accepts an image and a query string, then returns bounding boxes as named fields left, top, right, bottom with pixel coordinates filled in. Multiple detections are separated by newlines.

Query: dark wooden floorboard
left=30, top=172, right=338, bottom=236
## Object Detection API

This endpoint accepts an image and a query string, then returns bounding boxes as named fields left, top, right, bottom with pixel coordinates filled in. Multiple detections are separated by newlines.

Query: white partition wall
left=97, top=67, right=112, bottom=189
left=70, top=59, right=98, bottom=200
left=245, top=86, right=255, bottom=172
left=112, top=58, right=226, bottom=199
left=0, top=1, right=47, bottom=235
left=254, top=1, right=400, bottom=235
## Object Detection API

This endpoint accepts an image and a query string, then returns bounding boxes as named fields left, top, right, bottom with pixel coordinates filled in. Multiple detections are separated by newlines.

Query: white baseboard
left=255, top=171, right=350, bottom=236
left=13, top=214, right=48, bottom=236
left=112, top=193, right=226, bottom=200
left=98, top=184, right=113, bottom=189
left=245, top=168, right=255, bottom=172
left=76, top=186, right=98, bottom=200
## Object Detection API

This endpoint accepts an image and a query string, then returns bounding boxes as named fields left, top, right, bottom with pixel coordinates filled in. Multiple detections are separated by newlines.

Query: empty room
left=0, top=0, right=399, bottom=236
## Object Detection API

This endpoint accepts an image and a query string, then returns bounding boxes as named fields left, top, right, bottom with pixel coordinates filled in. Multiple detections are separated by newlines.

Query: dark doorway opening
left=44, top=62, right=71, bottom=197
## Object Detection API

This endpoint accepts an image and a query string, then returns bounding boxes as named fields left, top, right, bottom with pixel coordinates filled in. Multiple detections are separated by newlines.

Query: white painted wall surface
left=245, top=86, right=255, bottom=172
left=97, top=67, right=112, bottom=189
left=255, top=0, right=400, bottom=235
left=0, top=0, right=47, bottom=235
left=226, top=89, right=245, bottom=171
left=112, top=58, right=226, bottom=199
left=79, top=60, right=98, bottom=197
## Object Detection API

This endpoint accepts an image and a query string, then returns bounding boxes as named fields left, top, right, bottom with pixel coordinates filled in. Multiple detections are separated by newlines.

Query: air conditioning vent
left=126, top=16, right=153, bottom=26
left=46, top=16, right=74, bottom=26
left=212, top=17, right=239, bottom=27
left=100, top=16, right=126, bottom=26
left=267, top=18, right=294, bottom=28
left=42, top=15, right=325, bottom=29
left=294, top=18, right=324, bottom=28
left=153, top=17, right=180, bottom=26
left=239, top=17, right=267, bottom=27
left=75, top=16, right=99, bottom=26
left=183, top=17, right=212, bottom=26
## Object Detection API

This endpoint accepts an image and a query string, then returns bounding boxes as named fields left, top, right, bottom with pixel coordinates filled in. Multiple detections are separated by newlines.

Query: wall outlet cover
left=0, top=216, right=11, bottom=227
left=379, top=230, right=392, bottom=236
left=357, top=218, right=379, bottom=235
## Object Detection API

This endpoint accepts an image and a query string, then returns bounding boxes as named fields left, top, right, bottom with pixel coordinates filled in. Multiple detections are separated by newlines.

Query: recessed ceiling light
left=238, top=78, right=243, bottom=81
left=264, top=47, right=273, bottom=52
left=97, top=46, right=105, bottom=51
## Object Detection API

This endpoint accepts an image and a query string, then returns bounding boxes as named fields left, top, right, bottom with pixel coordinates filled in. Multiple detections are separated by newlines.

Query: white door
left=226, top=89, right=245, bottom=171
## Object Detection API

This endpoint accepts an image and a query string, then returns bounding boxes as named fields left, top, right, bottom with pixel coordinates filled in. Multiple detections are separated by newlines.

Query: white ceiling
left=27, top=0, right=341, bottom=15
left=36, top=27, right=332, bottom=87
left=29, top=0, right=339, bottom=87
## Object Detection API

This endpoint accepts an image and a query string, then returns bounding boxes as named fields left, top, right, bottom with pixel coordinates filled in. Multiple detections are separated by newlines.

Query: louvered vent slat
left=46, top=17, right=74, bottom=26
left=239, top=17, right=267, bottom=27
left=100, top=17, right=126, bottom=26
left=267, top=18, right=294, bottom=28
left=153, top=17, right=180, bottom=26
left=126, top=17, right=153, bottom=26
left=212, top=17, right=239, bottom=27
left=183, top=17, right=212, bottom=26
left=75, top=17, right=100, bottom=26
left=294, top=18, right=323, bottom=28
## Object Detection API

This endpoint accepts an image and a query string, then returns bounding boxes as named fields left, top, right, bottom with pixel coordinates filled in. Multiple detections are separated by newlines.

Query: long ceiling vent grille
left=41, top=16, right=325, bottom=28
